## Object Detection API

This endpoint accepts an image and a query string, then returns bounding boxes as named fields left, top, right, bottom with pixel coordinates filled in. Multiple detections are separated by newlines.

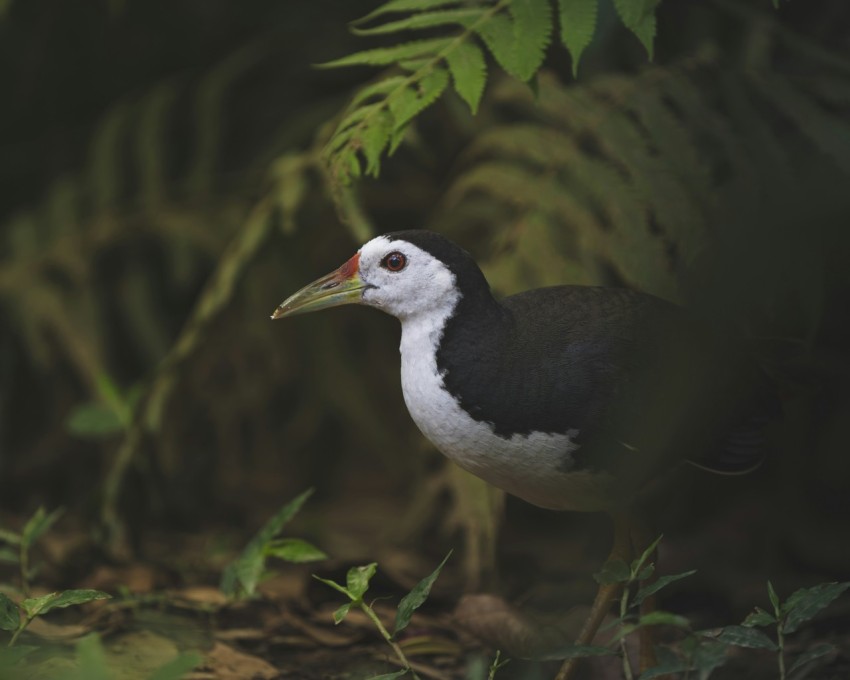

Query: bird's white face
left=270, top=234, right=459, bottom=323
left=357, top=236, right=458, bottom=321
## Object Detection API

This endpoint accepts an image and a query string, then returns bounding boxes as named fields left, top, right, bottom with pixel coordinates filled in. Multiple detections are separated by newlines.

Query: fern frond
left=446, top=42, right=488, bottom=113
left=508, top=0, right=552, bottom=81
left=353, top=0, right=469, bottom=26
left=352, top=8, right=482, bottom=35
left=558, top=0, right=597, bottom=77
left=319, top=38, right=456, bottom=68
left=613, top=0, right=658, bottom=59
left=320, top=0, right=666, bottom=184
left=388, top=67, right=451, bottom=130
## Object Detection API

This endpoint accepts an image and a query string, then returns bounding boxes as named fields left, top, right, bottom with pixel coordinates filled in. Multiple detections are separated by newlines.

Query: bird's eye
left=381, top=251, right=407, bottom=272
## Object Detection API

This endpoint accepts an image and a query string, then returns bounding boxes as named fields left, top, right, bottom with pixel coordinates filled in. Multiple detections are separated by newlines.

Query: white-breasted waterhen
left=272, top=230, right=777, bottom=678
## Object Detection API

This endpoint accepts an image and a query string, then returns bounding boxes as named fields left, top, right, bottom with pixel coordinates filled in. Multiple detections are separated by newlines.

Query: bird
left=272, top=229, right=777, bottom=678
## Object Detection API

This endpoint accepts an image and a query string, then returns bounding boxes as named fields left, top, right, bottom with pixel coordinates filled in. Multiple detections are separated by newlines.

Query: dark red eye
left=381, top=251, right=407, bottom=272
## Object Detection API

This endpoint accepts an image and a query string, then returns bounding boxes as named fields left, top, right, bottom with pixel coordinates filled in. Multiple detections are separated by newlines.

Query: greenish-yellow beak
left=271, top=253, right=365, bottom=320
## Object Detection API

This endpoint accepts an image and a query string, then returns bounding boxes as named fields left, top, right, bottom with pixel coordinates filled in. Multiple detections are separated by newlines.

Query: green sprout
left=714, top=580, right=850, bottom=680
left=220, top=488, right=327, bottom=599
left=314, top=551, right=452, bottom=680
left=0, top=507, right=110, bottom=647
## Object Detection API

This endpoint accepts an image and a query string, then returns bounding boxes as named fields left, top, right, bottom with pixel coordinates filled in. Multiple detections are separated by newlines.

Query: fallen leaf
left=200, top=641, right=279, bottom=680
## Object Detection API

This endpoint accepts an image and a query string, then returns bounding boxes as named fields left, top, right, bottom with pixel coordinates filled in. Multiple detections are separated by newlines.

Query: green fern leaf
left=350, top=76, right=410, bottom=108
left=352, top=8, right=482, bottom=36
left=613, top=0, right=657, bottom=59
left=446, top=41, right=488, bottom=113
left=558, top=0, right=598, bottom=77
left=353, top=0, right=465, bottom=26
left=475, top=13, right=520, bottom=79
left=509, top=0, right=552, bottom=81
left=362, top=110, right=395, bottom=175
left=318, top=38, right=454, bottom=68
left=388, top=122, right=411, bottom=155
left=332, top=103, right=382, bottom=140
left=388, top=67, right=450, bottom=129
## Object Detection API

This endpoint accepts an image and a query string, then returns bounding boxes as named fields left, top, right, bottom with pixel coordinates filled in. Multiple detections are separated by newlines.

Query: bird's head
left=272, top=231, right=487, bottom=322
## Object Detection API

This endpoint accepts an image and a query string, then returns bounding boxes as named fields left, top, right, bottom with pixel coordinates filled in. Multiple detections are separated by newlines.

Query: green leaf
left=783, top=582, right=850, bottom=634
left=631, top=534, right=663, bottom=575
left=558, top=0, right=598, bottom=77
left=742, top=607, right=776, bottom=627
left=265, top=538, right=328, bottom=564
left=0, top=593, right=20, bottom=631
left=21, top=507, right=64, bottom=549
left=634, top=570, right=697, bottom=606
left=393, top=550, right=452, bottom=637
left=352, top=8, right=481, bottom=35
left=445, top=41, right=487, bottom=113
left=475, top=13, right=519, bottom=78
left=333, top=601, right=353, bottom=624
left=72, top=634, right=111, bottom=680
left=637, top=610, right=690, bottom=629
left=148, top=652, right=203, bottom=680
left=388, top=121, right=411, bottom=155
left=787, top=642, right=835, bottom=675
left=509, top=0, right=552, bottom=81
left=353, top=0, right=463, bottom=26
left=610, top=611, right=689, bottom=644
left=363, top=109, right=395, bottom=175
left=319, top=38, right=453, bottom=68
left=0, top=528, right=21, bottom=545
left=21, top=589, right=110, bottom=618
left=221, top=488, right=314, bottom=598
left=0, top=645, right=38, bottom=668
left=346, top=563, right=378, bottom=601
left=714, top=625, right=778, bottom=650
left=313, top=575, right=354, bottom=600
left=351, top=76, right=410, bottom=108
left=388, top=67, right=450, bottom=130
left=67, top=402, right=124, bottom=437
left=613, top=0, right=657, bottom=59
left=767, top=580, right=781, bottom=616
left=593, top=558, right=630, bottom=585
left=0, top=547, right=19, bottom=564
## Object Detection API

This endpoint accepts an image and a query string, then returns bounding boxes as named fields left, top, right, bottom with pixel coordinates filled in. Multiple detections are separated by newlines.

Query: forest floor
left=1, top=482, right=849, bottom=680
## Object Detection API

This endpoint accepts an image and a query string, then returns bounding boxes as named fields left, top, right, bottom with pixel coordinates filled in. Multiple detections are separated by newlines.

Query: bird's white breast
left=398, top=306, right=612, bottom=512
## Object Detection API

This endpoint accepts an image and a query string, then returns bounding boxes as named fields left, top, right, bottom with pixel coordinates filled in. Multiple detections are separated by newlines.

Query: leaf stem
left=619, top=586, right=634, bottom=680
left=19, top=542, right=30, bottom=598
left=359, top=601, right=419, bottom=679
left=8, top=616, right=30, bottom=648
left=776, top=621, right=786, bottom=680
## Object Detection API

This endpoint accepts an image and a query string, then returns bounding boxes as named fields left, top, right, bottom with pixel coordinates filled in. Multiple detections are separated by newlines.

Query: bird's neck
left=398, top=286, right=505, bottom=368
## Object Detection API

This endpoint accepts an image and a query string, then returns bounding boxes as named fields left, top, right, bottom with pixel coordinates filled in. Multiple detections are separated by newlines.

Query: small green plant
left=220, top=488, right=327, bottom=599
left=0, top=507, right=111, bottom=648
left=66, top=374, right=141, bottom=439
left=0, top=589, right=112, bottom=648
left=488, top=649, right=509, bottom=679
left=0, top=506, right=65, bottom=596
left=314, top=551, right=452, bottom=680
left=590, top=535, right=696, bottom=679
left=713, top=580, right=850, bottom=680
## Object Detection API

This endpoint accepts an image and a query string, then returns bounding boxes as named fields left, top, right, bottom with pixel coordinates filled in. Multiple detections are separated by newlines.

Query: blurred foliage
left=0, top=0, right=849, bottom=594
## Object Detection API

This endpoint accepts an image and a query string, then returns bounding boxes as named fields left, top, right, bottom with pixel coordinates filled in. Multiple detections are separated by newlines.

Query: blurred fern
left=430, top=47, right=850, bottom=338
